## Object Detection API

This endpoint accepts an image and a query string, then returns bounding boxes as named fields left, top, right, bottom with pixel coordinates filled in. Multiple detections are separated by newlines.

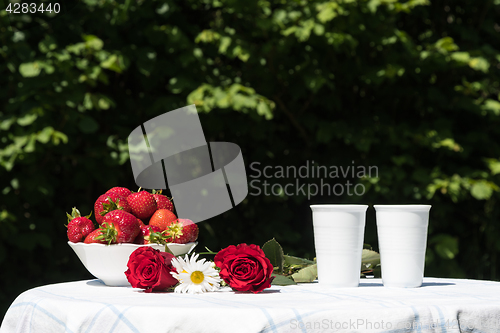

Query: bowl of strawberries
left=68, top=242, right=197, bottom=286
left=66, top=187, right=199, bottom=287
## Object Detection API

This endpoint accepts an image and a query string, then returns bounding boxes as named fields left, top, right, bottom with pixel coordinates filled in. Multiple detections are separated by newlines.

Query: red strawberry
left=164, top=218, right=199, bottom=244
left=94, top=192, right=131, bottom=225
left=151, top=190, right=174, bottom=211
left=127, top=191, right=157, bottom=220
left=84, top=228, right=107, bottom=244
left=136, top=218, right=145, bottom=228
left=66, top=208, right=95, bottom=243
left=134, top=225, right=168, bottom=245
left=152, top=193, right=174, bottom=211
left=106, top=187, right=132, bottom=198
left=149, top=209, right=178, bottom=232
left=100, top=210, right=140, bottom=244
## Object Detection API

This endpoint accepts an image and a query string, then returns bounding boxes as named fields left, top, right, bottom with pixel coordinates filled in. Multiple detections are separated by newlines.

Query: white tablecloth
left=2, top=278, right=500, bottom=333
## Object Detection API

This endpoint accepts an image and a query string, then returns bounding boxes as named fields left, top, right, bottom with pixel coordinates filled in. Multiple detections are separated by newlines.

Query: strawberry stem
left=99, top=196, right=125, bottom=216
left=96, top=223, right=117, bottom=245
left=165, top=220, right=183, bottom=241
left=66, top=207, right=92, bottom=224
left=146, top=227, right=169, bottom=245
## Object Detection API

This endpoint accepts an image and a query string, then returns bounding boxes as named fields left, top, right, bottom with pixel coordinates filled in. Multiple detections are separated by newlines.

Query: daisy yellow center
left=190, top=271, right=205, bottom=284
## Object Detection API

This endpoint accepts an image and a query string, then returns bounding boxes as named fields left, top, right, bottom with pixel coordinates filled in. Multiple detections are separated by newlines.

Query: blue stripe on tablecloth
left=24, top=289, right=141, bottom=333
left=259, top=308, right=278, bottom=333
left=410, top=306, right=422, bottom=333
left=159, top=292, right=292, bottom=333
left=28, top=298, right=40, bottom=333
left=11, top=301, right=75, bottom=333
left=108, top=306, right=140, bottom=333
left=291, top=308, right=307, bottom=333
left=84, top=304, right=111, bottom=333
left=38, top=284, right=282, bottom=332
left=432, top=305, right=447, bottom=333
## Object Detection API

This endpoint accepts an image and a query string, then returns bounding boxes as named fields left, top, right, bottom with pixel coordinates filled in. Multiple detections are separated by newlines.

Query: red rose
left=125, top=247, right=178, bottom=292
left=214, top=243, right=275, bottom=293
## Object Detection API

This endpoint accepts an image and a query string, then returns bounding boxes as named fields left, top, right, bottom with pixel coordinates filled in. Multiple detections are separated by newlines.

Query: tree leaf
left=83, top=34, right=104, bottom=50
left=485, top=158, right=500, bottom=175
left=471, top=181, right=493, bottom=200
left=78, top=116, right=100, bottom=134
left=430, top=234, right=459, bottom=260
left=468, top=57, right=489, bottom=73
left=19, top=63, right=41, bottom=77
left=451, top=51, right=470, bottom=63
left=17, top=113, right=38, bottom=126
left=36, top=127, right=54, bottom=144
left=482, top=99, right=500, bottom=116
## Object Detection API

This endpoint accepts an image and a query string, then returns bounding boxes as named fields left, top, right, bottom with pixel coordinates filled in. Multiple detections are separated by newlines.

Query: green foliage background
left=1, top=0, right=500, bottom=321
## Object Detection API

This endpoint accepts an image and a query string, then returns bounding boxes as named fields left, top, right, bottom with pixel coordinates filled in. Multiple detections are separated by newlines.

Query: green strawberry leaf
left=66, top=207, right=92, bottom=223
left=148, top=228, right=168, bottom=245
left=97, top=223, right=117, bottom=245
left=100, top=196, right=124, bottom=216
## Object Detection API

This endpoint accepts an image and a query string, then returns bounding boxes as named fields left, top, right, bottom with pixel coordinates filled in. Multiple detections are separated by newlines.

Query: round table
left=2, top=278, right=500, bottom=333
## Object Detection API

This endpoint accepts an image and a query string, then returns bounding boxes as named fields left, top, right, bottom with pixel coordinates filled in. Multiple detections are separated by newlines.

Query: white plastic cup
left=310, top=205, right=368, bottom=287
left=374, top=205, right=431, bottom=288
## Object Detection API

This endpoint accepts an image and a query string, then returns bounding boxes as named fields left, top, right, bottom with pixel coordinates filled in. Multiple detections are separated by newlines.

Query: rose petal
left=126, top=247, right=178, bottom=292
left=215, top=243, right=273, bottom=293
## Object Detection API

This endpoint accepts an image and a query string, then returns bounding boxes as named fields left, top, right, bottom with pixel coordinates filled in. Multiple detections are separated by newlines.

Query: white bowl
left=68, top=241, right=197, bottom=286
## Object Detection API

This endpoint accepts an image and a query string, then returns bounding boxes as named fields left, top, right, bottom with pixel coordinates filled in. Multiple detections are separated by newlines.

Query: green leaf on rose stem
left=271, top=273, right=297, bottom=286
left=196, top=247, right=218, bottom=255
left=262, top=238, right=284, bottom=274
left=204, top=247, right=218, bottom=254
left=291, top=264, right=317, bottom=283
left=372, top=266, right=381, bottom=278
left=362, top=265, right=381, bottom=278
left=283, top=254, right=315, bottom=266
left=361, top=249, right=380, bottom=271
left=360, top=271, right=371, bottom=278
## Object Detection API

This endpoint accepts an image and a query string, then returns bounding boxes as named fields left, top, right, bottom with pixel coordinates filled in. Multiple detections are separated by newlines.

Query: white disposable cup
left=310, top=205, right=368, bottom=287
left=374, top=205, right=431, bottom=288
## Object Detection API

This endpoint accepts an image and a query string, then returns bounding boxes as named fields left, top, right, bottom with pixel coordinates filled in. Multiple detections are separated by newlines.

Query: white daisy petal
left=170, top=253, right=222, bottom=294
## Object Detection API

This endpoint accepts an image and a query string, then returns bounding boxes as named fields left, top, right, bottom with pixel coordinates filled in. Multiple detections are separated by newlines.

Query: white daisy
left=170, top=253, right=222, bottom=294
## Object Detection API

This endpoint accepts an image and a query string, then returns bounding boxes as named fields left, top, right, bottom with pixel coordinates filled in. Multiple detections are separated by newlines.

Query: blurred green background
left=1, top=0, right=500, bottom=321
